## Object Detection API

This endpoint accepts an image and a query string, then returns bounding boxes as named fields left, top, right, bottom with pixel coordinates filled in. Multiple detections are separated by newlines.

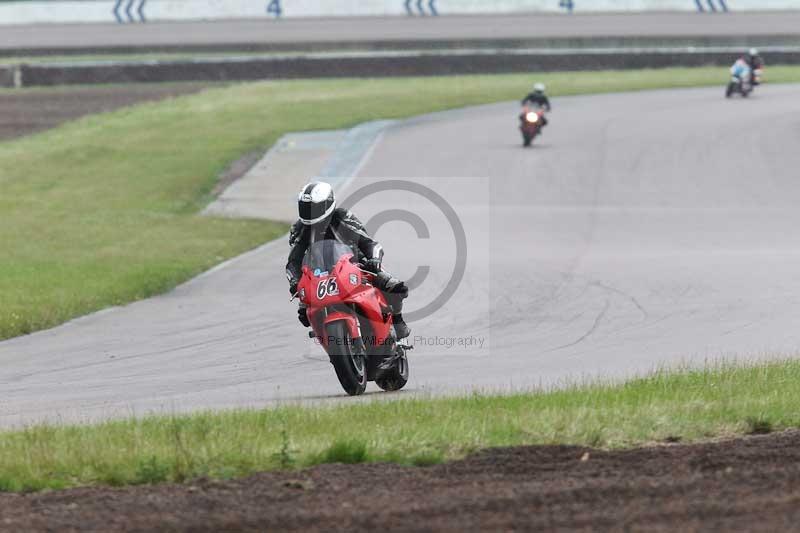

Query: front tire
left=522, top=132, right=532, bottom=147
left=725, top=82, right=735, bottom=98
left=327, top=321, right=367, bottom=396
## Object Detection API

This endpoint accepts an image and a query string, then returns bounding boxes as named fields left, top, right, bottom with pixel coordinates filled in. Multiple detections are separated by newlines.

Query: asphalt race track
left=2, top=84, right=800, bottom=427
left=4, top=12, right=800, bottom=51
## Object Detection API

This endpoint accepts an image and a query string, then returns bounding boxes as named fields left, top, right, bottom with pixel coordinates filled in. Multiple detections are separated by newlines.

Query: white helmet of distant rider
left=533, top=83, right=546, bottom=93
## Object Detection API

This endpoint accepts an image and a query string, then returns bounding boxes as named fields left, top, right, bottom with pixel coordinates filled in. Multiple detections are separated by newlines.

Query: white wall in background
left=437, top=0, right=799, bottom=14
left=1, top=0, right=798, bottom=26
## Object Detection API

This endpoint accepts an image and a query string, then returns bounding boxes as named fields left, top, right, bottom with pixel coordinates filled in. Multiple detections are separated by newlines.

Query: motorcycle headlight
left=526, top=112, right=539, bottom=123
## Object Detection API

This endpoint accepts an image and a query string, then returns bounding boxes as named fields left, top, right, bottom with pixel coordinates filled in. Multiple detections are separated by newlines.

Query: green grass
left=2, top=66, right=800, bottom=341
left=1, top=359, right=799, bottom=491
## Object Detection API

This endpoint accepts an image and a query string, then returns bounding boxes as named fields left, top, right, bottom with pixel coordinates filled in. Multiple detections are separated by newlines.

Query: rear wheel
left=375, top=347, right=409, bottom=392
left=327, top=321, right=367, bottom=396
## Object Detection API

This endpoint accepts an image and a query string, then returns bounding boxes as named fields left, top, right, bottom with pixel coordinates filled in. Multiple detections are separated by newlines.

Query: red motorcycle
left=296, top=240, right=410, bottom=396
left=519, top=105, right=546, bottom=147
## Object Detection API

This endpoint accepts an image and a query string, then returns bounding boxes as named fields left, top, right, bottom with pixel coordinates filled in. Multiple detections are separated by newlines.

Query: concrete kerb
left=204, top=119, right=395, bottom=223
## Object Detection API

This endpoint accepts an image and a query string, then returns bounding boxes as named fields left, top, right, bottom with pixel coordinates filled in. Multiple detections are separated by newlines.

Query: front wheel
left=725, top=82, right=735, bottom=98
left=327, top=321, right=367, bottom=396
left=522, top=132, right=532, bottom=147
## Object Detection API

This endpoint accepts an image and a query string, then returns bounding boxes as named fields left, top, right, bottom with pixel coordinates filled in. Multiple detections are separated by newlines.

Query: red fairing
left=520, top=107, right=545, bottom=136
left=297, top=253, right=392, bottom=352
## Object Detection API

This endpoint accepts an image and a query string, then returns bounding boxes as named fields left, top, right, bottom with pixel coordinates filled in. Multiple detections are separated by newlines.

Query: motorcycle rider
left=746, top=48, right=764, bottom=85
left=521, top=83, right=551, bottom=129
left=286, top=181, right=411, bottom=339
left=730, top=56, right=752, bottom=85
left=522, top=83, right=552, bottom=111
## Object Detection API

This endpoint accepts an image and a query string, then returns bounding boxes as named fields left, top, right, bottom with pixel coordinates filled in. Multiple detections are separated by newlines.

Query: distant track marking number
left=267, top=0, right=282, bottom=18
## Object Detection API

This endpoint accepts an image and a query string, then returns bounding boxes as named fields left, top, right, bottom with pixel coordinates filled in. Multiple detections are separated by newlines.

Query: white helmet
left=298, top=181, right=335, bottom=225
left=533, top=83, right=546, bottom=93
left=749, top=48, right=759, bottom=57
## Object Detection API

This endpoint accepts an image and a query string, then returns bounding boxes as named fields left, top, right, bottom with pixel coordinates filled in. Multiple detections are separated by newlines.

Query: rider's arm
left=288, top=220, right=302, bottom=247
left=286, top=225, right=308, bottom=290
left=339, top=210, right=384, bottom=271
left=543, top=96, right=552, bottom=111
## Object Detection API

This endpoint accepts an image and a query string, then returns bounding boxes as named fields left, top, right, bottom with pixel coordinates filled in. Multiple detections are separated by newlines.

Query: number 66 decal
left=316, top=278, right=339, bottom=299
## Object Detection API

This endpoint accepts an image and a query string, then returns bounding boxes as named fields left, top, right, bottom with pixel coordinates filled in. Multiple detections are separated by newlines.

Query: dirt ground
left=0, top=83, right=212, bottom=141
left=1, top=431, right=799, bottom=532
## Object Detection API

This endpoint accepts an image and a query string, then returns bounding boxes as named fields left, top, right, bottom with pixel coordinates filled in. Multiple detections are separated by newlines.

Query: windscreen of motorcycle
left=302, top=240, right=354, bottom=273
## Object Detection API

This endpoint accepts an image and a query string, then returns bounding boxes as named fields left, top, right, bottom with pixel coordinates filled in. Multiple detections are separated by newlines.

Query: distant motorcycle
left=726, top=72, right=753, bottom=98
left=296, top=240, right=410, bottom=396
left=726, top=63, right=763, bottom=98
left=519, top=105, right=546, bottom=147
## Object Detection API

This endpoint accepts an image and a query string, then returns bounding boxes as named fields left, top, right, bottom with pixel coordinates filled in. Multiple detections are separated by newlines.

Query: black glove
left=297, top=307, right=310, bottom=327
left=390, top=280, right=409, bottom=299
left=289, top=280, right=298, bottom=296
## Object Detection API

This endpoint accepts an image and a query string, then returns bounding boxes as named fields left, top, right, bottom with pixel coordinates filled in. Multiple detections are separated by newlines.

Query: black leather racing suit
left=286, top=208, right=408, bottom=328
left=521, top=92, right=551, bottom=111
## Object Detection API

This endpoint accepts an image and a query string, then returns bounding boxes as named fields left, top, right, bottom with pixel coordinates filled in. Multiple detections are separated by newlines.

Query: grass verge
left=1, top=359, right=798, bottom=491
left=2, top=66, right=799, bottom=341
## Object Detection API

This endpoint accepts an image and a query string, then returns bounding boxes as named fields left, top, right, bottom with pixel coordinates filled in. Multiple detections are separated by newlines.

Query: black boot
left=393, top=313, right=411, bottom=340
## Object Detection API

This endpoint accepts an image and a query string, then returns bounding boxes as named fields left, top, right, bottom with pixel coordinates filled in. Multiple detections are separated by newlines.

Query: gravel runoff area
left=0, top=83, right=211, bottom=140
left=0, top=431, right=798, bottom=531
